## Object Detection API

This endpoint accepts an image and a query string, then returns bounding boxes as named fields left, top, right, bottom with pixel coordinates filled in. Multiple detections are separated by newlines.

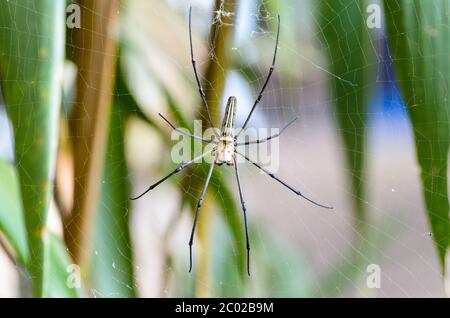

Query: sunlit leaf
left=0, top=0, right=65, bottom=296
left=0, top=159, right=28, bottom=265
left=43, top=233, right=83, bottom=298
left=91, top=93, right=136, bottom=298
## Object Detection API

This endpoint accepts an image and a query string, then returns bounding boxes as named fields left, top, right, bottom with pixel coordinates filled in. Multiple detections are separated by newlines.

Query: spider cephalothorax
left=131, top=7, right=332, bottom=276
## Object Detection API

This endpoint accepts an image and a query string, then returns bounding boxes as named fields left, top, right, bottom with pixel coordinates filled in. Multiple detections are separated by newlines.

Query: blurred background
left=0, top=0, right=449, bottom=297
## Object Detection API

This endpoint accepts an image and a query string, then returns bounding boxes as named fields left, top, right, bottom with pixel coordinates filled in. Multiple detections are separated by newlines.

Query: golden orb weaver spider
left=131, top=6, right=333, bottom=276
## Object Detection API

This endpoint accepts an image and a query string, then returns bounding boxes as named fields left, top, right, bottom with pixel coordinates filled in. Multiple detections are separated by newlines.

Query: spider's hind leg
left=188, top=156, right=216, bottom=272
left=235, top=150, right=333, bottom=209
left=234, top=158, right=251, bottom=276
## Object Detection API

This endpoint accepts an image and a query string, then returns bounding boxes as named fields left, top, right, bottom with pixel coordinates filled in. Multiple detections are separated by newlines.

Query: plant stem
left=194, top=0, right=238, bottom=297
left=64, top=0, right=121, bottom=268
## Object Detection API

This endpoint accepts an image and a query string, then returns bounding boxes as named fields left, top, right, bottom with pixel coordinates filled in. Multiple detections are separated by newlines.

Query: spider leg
left=130, top=150, right=212, bottom=200
left=189, top=157, right=216, bottom=272
left=236, top=117, right=297, bottom=146
left=235, top=150, right=333, bottom=209
left=234, top=158, right=251, bottom=276
left=237, top=15, right=280, bottom=137
left=159, top=113, right=217, bottom=143
left=189, top=6, right=220, bottom=139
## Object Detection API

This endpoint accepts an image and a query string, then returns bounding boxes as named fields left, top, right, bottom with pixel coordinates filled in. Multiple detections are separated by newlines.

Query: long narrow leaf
left=0, top=159, right=28, bottom=265
left=43, top=233, right=84, bottom=298
left=384, top=0, right=450, bottom=271
left=318, top=0, right=374, bottom=227
left=64, top=0, right=120, bottom=267
left=316, top=0, right=377, bottom=294
left=0, top=0, right=65, bottom=296
left=91, top=93, right=136, bottom=297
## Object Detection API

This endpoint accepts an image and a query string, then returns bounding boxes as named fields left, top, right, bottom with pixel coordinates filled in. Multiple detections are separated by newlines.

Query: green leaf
left=0, top=160, right=80, bottom=298
left=384, top=0, right=450, bottom=270
left=318, top=0, right=374, bottom=223
left=0, top=159, right=28, bottom=265
left=0, top=0, right=65, bottom=296
left=90, top=94, right=136, bottom=297
left=43, top=233, right=83, bottom=298
left=316, top=0, right=376, bottom=293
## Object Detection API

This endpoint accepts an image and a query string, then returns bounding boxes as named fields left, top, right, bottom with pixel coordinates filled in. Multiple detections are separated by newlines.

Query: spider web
left=122, top=0, right=444, bottom=297
left=0, top=0, right=445, bottom=297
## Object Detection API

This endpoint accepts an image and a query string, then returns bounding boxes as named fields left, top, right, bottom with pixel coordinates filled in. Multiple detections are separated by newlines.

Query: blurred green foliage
left=316, top=0, right=377, bottom=295
left=91, top=90, right=136, bottom=297
left=0, top=0, right=449, bottom=298
left=384, top=0, right=450, bottom=271
left=0, top=0, right=66, bottom=296
left=0, top=159, right=28, bottom=265
left=319, top=0, right=374, bottom=224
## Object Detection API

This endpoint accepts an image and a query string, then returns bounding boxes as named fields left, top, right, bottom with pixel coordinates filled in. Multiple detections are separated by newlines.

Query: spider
left=131, top=7, right=332, bottom=276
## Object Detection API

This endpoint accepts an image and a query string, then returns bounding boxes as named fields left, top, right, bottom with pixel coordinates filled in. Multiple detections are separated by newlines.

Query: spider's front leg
left=236, top=117, right=298, bottom=146
left=159, top=113, right=217, bottom=144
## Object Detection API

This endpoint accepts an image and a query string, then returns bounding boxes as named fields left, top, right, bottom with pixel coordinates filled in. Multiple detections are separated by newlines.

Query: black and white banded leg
left=189, top=6, right=220, bottom=139
left=234, top=158, right=251, bottom=276
left=130, top=150, right=212, bottom=200
left=159, top=113, right=217, bottom=143
left=237, top=15, right=281, bottom=137
left=235, top=150, right=333, bottom=209
left=188, top=157, right=216, bottom=272
left=236, top=117, right=297, bottom=146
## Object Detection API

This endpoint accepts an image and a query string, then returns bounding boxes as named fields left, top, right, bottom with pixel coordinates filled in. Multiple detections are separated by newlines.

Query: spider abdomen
left=215, top=138, right=235, bottom=166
